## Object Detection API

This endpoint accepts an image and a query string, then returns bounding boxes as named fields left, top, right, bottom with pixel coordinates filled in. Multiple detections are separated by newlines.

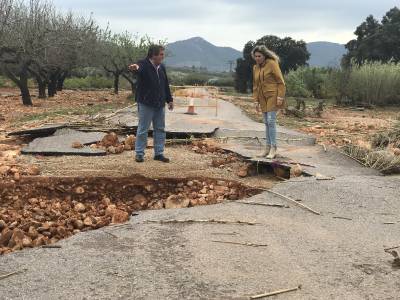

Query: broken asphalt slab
left=21, top=129, right=106, bottom=156
left=7, top=124, right=67, bottom=137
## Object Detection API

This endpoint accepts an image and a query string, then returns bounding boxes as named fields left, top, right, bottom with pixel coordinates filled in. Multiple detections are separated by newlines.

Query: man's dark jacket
left=135, top=58, right=173, bottom=108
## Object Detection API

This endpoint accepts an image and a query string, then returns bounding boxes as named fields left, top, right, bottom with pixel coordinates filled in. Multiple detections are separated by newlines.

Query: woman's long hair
left=251, top=45, right=280, bottom=62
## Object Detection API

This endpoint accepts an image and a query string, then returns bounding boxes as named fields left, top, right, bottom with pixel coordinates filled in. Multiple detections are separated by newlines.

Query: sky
left=52, top=0, right=399, bottom=50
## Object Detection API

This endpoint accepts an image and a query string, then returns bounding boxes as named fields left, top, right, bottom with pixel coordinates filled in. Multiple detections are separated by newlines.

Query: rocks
left=71, top=141, right=84, bottom=149
left=132, top=194, right=148, bottom=208
left=111, top=209, right=129, bottom=224
left=95, top=133, right=136, bottom=155
left=237, top=165, right=250, bottom=178
left=0, top=220, right=6, bottom=231
left=8, top=229, right=25, bottom=248
left=0, top=229, right=13, bottom=246
left=107, top=146, right=116, bottom=154
left=165, top=195, right=190, bottom=209
left=74, top=187, right=85, bottom=194
left=0, top=177, right=258, bottom=255
left=290, top=164, right=303, bottom=178
left=0, top=166, right=10, bottom=176
left=72, top=219, right=84, bottom=230
left=394, top=148, right=400, bottom=156
left=26, top=165, right=40, bottom=176
left=74, top=203, right=86, bottom=212
left=83, top=217, right=93, bottom=226
left=124, top=135, right=136, bottom=150
left=101, top=132, right=119, bottom=148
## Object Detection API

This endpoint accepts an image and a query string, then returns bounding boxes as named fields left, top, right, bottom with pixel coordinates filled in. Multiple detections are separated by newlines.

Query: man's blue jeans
left=263, top=111, right=277, bottom=146
left=135, top=103, right=166, bottom=157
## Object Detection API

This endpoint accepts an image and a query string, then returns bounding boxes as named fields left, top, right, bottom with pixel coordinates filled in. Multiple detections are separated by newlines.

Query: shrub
left=64, top=76, right=114, bottom=90
left=285, top=69, right=312, bottom=98
left=207, top=76, right=235, bottom=87
left=285, top=67, right=333, bottom=99
left=183, top=73, right=212, bottom=86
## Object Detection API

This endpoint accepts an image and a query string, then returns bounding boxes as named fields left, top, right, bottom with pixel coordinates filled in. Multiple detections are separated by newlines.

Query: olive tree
left=100, top=32, right=150, bottom=94
left=0, top=0, right=100, bottom=104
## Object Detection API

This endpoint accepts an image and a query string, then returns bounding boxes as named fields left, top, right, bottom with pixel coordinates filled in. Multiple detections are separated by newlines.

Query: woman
left=252, top=45, right=286, bottom=159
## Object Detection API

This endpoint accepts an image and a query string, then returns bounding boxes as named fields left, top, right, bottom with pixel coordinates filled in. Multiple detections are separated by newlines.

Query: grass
left=64, top=76, right=114, bottom=90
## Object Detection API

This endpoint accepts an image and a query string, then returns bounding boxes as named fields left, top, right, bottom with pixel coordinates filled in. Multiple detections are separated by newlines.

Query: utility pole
left=227, top=60, right=234, bottom=73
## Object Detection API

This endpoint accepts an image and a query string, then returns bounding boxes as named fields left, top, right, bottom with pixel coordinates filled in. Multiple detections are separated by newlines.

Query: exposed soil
left=0, top=175, right=261, bottom=255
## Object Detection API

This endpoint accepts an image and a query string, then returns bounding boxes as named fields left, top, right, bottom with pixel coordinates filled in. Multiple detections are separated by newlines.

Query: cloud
left=51, top=0, right=399, bottom=49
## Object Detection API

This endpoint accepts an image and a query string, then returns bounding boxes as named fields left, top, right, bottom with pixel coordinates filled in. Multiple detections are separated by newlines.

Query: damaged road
left=1, top=95, right=400, bottom=300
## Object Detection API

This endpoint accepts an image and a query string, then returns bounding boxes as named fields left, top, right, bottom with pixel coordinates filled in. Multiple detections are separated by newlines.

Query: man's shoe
left=154, top=155, right=170, bottom=163
left=135, top=155, right=144, bottom=163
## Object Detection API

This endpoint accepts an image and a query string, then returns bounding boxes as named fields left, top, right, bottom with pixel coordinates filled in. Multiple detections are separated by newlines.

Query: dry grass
left=343, top=144, right=400, bottom=174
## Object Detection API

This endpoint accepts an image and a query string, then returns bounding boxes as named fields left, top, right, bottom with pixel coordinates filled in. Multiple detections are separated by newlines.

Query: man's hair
left=147, top=44, right=165, bottom=58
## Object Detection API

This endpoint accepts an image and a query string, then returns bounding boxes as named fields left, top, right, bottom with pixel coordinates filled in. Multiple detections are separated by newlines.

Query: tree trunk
left=48, top=76, right=58, bottom=97
left=113, top=73, right=120, bottom=94
left=4, top=65, right=33, bottom=106
left=122, top=73, right=136, bottom=95
left=57, top=72, right=67, bottom=91
left=129, top=81, right=136, bottom=95
left=38, top=81, right=47, bottom=99
left=19, top=72, right=32, bottom=106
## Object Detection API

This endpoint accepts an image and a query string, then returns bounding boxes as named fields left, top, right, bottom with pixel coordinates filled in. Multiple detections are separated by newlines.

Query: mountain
left=306, top=42, right=347, bottom=67
left=165, top=37, right=347, bottom=71
left=165, top=37, right=242, bottom=72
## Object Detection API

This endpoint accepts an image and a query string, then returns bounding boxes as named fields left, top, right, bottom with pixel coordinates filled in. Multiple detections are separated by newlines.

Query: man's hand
left=255, top=102, right=261, bottom=113
left=128, top=64, right=139, bottom=71
left=168, top=102, right=174, bottom=111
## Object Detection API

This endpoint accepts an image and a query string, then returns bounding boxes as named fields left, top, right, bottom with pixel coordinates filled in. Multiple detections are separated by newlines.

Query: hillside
left=307, top=41, right=347, bottom=67
left=165, top=37, right=242, bottom=72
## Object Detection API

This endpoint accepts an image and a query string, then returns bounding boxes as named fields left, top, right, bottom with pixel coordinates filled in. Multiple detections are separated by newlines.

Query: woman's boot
left=266, top=146, right=277, bottom=159
left=257, top=145, right=271, bottom=157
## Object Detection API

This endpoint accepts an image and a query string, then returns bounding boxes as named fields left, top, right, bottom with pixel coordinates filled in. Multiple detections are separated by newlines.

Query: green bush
left=64, top=76, right=114, bottom=90
left=285, top=69, right=312, bottom=98
left=183, top=73, right=212, bottom=85
left=167, top=71, right=187, bottom=86
left=285, top=67, right=333, bottom=99
left=208, top=76, right=235, bottom=87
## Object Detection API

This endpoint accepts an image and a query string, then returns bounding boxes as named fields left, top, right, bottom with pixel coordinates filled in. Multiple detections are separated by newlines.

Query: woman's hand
left=255, top=102, right=261, bottom=113
left=277, top=97, right=285, bottom=107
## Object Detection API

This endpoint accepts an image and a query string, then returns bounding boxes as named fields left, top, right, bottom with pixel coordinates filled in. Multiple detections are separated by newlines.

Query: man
left=128, top=44, right=174, bottom=163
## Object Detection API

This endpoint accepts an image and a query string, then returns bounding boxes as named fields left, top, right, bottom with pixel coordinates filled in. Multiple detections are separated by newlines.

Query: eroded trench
left=0, top=175, right=262, bottom=255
